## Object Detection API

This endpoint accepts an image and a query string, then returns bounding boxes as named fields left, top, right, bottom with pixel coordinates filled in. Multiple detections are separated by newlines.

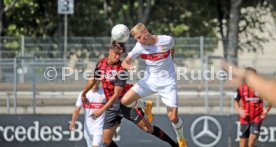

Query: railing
left=1, top=57, right=276, bottom=115
left=0, top=36, right=217, bottom=58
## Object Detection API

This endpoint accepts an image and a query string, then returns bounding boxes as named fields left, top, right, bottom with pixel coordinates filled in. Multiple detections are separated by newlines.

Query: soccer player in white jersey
left=69, top=81, right=106, bottom=147
left=121, top=23, right=187, bottom=147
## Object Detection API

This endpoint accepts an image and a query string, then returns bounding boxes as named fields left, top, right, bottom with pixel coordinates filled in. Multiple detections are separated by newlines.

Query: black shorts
left=240, top=123, right=261, bottom=138
left=103, top=99, right=145, bottom=129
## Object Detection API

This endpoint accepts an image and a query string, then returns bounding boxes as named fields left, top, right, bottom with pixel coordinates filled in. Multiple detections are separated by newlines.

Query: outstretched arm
left=223, top=61, right=276, bottom=105
left=90, top=86, right=124, bottom=119
left=122, top=56, right=135, bottom=70
left=246, top=74, right=276, bottom=105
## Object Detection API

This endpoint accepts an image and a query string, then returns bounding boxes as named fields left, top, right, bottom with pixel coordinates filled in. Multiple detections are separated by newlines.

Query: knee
left=121, top=98, right=127, bottom=106
left=169, top=115, right=178, bottom=124
left=141, top=125, right=154, bottom=133
left=248, top=141, right=255, bottom=147
left=102, top=138, right=112, bottom=146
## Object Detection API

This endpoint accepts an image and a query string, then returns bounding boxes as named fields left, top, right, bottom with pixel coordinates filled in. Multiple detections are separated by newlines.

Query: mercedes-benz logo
left=190, top=116, right=222, bottom=147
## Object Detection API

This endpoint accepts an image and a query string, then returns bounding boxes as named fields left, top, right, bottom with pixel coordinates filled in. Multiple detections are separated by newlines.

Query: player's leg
left=121, top=80, right=155, bottom=123
left=92, top=134, right=103, bottom=147
left=123, top=106, right=178, bottom=147
left=102, top=126, right=119, bottom=147
left=102, top=108, right=122, bottom=147
left=239, top=138, right=248, bottom=147
left=121, top=80, right=154, bottom=106
left=167, top=107, right=187, bottom=147
left=248, top=134, right=257, bottom=147
left=83, top=128, right=93, bottom=147
left=248, top=123, right=261, bottom=147
left=158, top=83, right=187, bottom=147
left=239, top=124, right=250, bottom=147
left=121, top=88, right=141, bottom=106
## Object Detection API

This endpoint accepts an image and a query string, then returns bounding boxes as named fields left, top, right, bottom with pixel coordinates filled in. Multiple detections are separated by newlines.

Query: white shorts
left=132, top=79, right=179, bottom=107
left=84, top=129, right=103, bottom=147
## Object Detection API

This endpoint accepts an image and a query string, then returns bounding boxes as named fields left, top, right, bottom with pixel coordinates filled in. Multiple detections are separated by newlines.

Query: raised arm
left=122, top=56, right=135, bottom=70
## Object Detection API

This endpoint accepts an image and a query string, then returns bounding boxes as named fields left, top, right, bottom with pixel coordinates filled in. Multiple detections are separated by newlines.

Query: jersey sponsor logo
left=101, top=70, right=117, bottom=81
left=83, top=102, right=105, bottom=109
left=140, top=50, right=170, bottom=61
left=245, top=97, right=260, bottom=103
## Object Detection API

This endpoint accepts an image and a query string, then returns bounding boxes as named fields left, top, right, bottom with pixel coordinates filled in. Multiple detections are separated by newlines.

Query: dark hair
left=245, top=67, right=257, bottom=73
left=109, top=41, right=126, bottom=53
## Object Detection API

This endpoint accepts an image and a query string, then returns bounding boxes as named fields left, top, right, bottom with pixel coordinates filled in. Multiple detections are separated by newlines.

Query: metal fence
left=0, top=36, right=217, bottom=58
left=1, top=36, right=276, bottom=115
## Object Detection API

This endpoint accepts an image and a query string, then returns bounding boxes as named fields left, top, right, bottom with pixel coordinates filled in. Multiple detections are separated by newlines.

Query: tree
left=226, top=0, right=243, bottom=60
left=0, top=0, right=18, bottom=36
left=213, top=0, right=275, bottom=62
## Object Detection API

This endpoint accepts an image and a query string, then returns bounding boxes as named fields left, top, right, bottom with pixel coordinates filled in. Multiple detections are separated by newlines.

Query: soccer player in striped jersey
left=82, top=41, right=178, bottom=147
left=234, top=67, right=271, bottom=147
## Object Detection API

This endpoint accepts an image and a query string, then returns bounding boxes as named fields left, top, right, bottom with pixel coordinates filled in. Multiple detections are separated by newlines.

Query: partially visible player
left=69, top=81, right=106, bottom=147
left=82, top=41, right=179, bottom=147
left=234, top=67, right=272, bottom=147
left=120, top=23, right=187, bottom=147
left=223, top=61, right=276, bottom=105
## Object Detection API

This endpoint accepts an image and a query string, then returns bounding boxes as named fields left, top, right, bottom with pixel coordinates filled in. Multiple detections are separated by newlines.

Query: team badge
left=161, top=45, right=167, bottom=52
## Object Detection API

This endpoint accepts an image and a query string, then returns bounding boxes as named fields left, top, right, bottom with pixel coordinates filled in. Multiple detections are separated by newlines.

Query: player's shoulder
left=98, top=57, right=108, bottom=63
left=158, top=35, right=173, bottom=42
left=133, top=41, right=143, bottom=49
left=158, top=35, right=172, bottom=39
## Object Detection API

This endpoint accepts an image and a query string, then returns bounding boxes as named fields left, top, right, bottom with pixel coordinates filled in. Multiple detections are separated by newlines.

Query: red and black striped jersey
left=234, top=84, right=263, bottom=124
left=93, top=58, right=131, bottom=100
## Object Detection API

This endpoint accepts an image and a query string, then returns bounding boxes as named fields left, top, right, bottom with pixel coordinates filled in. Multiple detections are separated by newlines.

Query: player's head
left=108, top=41, right=125, bottom=64
left=244, top=67, right=257, bottom=83
left=131, top=23, right=152, bottom=45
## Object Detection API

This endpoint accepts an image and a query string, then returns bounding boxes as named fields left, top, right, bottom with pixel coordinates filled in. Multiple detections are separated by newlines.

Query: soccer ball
left=111, top=24, right=130, bottom=43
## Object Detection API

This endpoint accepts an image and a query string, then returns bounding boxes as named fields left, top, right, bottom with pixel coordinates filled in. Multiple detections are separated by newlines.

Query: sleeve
left=233, top=88, right=241, bottom=101
left=168, top=36, right=175, bottom=49
left=76, top=92, right=83, bottom=107
left=114, top=69, right=129, bottom=87
left=128, top=43, right=143, bottom=59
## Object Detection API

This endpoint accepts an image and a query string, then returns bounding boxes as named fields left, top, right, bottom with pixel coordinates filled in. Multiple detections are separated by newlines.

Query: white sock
left=127, top=100, right=147, bottom=109
left=172, top=118, right=184, bottom=140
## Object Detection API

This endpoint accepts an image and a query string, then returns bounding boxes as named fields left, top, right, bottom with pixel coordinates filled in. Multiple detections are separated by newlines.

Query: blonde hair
left=130, top=23, right=147, bottom=36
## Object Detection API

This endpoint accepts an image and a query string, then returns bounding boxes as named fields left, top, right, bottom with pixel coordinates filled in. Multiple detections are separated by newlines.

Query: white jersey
left=128, top=35, right=176, bottom=81
left=76, top=88, right=106, bottom=134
